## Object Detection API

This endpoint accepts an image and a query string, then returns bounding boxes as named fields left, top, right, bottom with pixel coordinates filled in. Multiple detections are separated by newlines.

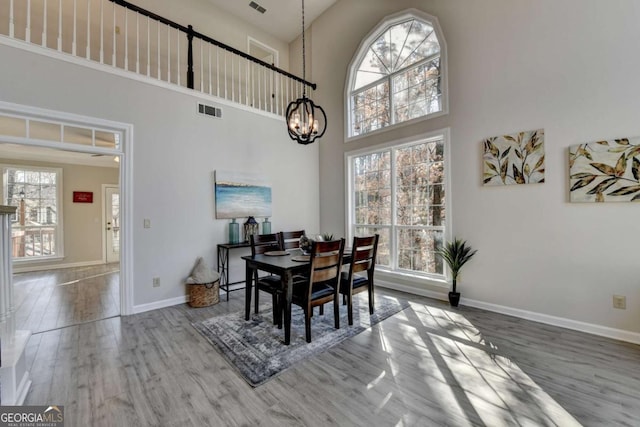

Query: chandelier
left=285, top=0, right=327, bottom=145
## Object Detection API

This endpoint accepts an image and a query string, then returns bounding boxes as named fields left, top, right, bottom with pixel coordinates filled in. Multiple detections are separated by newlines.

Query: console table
left=217, top=242, right=251, bottom=301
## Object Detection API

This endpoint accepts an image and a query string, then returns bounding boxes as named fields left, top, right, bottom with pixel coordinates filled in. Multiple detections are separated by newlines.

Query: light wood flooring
left=24, top=288, right=640, bottom=426
left=13, top=264, right=120, bottom=333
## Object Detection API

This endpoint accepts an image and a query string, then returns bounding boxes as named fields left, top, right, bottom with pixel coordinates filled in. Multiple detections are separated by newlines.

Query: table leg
left=284, top=271, right=293, bottom=345
left=245, top=261, right=253, bottom=321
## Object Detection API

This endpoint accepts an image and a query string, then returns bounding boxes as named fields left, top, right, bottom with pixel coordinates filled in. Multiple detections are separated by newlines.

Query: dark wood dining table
left=242, top=248, right=350, bottom=345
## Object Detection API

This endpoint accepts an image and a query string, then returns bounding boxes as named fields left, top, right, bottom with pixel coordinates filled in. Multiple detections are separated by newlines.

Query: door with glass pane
left=104, top=186, right=120, bottom=263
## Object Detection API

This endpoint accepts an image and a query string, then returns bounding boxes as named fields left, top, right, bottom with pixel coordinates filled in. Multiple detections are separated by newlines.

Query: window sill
left=376, top=268, right=450, bottom=289
left=13, top=256, right=65, bottom=265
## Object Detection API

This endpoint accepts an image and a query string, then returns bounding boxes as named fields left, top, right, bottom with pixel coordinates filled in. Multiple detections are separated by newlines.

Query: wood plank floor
left=24, top=288, right=640, bottom=426
left=13, top=264, right=120, bottom=333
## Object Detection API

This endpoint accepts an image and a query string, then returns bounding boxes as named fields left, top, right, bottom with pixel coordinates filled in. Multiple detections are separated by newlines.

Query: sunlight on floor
left=377, top=302, right=584, bottom=426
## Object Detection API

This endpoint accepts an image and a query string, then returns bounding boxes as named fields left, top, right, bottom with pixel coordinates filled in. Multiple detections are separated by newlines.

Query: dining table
left=242, top=248, right=351, bottom=345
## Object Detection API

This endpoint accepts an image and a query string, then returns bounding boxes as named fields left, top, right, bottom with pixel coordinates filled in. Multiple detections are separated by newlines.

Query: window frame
left=1, top=164, right=65, bottom=263
left=344, top=9, right=449, bottom=142
left=345, top=128, right=452, bottom=283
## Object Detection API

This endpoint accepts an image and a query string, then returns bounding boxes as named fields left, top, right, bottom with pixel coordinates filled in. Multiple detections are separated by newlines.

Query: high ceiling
left=205, top=0, right=337, bottom=42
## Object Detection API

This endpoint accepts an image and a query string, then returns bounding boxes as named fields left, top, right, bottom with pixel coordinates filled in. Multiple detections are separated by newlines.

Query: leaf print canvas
left=483, top=129, right=545, bottom=186
left=569, top=137, right=640, bottom=202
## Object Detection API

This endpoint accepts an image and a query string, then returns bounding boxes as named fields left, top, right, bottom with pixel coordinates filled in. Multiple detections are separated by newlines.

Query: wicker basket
left=188, top=279, right=220, bottom=307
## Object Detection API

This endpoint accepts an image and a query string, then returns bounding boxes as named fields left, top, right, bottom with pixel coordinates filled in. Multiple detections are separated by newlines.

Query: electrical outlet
left=153, top=277, right=160, bottom=287
left=144, top=219, right=151, bottom=228
left=613, top=295, right=626, bottom=310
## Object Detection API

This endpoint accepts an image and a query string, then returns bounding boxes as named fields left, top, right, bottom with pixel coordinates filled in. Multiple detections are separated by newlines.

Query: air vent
left=249, top=1, right=266, bottom=14
left=197, top=103, right=223, bottom=119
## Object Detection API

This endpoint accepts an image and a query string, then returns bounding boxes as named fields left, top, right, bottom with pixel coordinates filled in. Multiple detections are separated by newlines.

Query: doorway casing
left=0, top=100, right=134, bottom=315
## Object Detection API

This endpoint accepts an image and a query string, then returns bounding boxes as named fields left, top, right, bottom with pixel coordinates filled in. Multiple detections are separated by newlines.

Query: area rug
left=192, top=294, right=409, bottom=387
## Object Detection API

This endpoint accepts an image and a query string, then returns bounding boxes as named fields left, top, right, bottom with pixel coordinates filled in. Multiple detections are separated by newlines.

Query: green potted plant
left=437, top=238, right=477, bottom=307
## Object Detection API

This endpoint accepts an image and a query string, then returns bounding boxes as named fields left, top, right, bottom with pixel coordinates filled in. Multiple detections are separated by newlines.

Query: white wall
left=0, top=158, right=119, bottom=269
left=0, top=43, right=319, bottom=307
left=314, top=0, right=640, bottom=334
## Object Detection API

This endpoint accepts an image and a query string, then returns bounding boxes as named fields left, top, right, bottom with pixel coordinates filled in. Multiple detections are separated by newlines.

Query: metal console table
left=217, top=242, right=251, bottom=301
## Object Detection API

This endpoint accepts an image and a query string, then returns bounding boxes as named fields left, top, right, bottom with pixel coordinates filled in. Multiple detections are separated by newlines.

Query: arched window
left=346, top=10, right=447, bottom=139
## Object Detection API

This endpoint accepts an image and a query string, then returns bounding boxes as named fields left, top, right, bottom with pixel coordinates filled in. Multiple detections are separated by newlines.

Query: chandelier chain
left=302, top=0, right=306, bottom=96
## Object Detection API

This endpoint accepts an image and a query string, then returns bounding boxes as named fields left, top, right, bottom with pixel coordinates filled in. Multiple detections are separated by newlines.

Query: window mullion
left=389, top=75, right=395, bottom=126
left=390, top=146, right=397, bottom=271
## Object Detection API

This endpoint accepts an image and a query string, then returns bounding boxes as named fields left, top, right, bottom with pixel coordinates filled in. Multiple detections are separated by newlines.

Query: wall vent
left=249, top=1, right=266, bottom=14
left=197, top=103, right=222, bottom=119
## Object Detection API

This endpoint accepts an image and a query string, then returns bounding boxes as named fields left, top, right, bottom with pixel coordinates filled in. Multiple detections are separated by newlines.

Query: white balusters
left=208, top=45, right=212, bottom=95
left=57, top=0, right=62, bottom=51
left=111, top=1, right=116, bottom=66
left=231, top=54, right=235, bottom=102
left=72, top=0, right=76, bottom=55
left=135, top=12, right=139, bottom=73
left=216, top=47, right=219, bottom=96
left=99, top=0, right=104, bottom=63
left=224, top=51, right=228, bottom=100
left=146, top=16, right=150, bottom=76
left=9, top=0, right=15, bottom=38
left=200, top=40, right=204, bottom=92
left=26, top=0, right=31, bottom=43
left=124, top=8, right=128, bottom=70
left=176, top=28, right=181, bottom=86
left=42, top=0, right=47, bottom=47
left=156, top=21, right=160, bottom=79
left=167, top=24, right=171, bottom=83
left=86, top=0, right=90, bottom=59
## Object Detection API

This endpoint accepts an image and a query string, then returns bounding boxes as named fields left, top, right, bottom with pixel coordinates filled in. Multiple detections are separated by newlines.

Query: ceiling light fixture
left=285, top=0, right=327, bottom=145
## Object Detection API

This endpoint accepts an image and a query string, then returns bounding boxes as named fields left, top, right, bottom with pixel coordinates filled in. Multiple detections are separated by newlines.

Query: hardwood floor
left=23, top=288, right=640, bottom=426
left=13, top=264, right=120, bottom=333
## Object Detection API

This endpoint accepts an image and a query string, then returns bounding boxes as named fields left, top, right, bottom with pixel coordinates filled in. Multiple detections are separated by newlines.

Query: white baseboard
left=13, top=260, right=105, bottom=273
left=132, top=295, right=188, bottom=314
left=376, top=281, right=640, bottom=345
left=462, top=297, right=640, bottom=346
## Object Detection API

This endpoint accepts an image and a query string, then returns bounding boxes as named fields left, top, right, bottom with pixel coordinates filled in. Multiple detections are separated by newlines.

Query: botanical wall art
left=483, top=129, right=545, bottom=186
left=214, top=170, right=272, bottom=219
left=569, top=137, right=640, bottom=203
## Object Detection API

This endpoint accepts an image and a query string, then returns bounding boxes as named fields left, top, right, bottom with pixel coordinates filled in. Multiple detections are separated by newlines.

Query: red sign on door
left=73, top=191, right=93, bottom=203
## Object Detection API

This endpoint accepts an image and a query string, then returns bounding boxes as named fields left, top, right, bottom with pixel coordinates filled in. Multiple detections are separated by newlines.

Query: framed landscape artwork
left=214, top=170, right=272, bottom=218
left=483, top=129, right=545, bottom=186
left=569, top=137, right=640, bottom=203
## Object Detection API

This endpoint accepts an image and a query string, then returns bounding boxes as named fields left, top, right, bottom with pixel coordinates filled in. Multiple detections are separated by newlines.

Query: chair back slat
left=279, top=230, right=305, bottom=249
left=250, top=233, right=282, bottom=255
left=309, top=239, right=344, bottom=287
left=347, top=235, right=378, bottom=280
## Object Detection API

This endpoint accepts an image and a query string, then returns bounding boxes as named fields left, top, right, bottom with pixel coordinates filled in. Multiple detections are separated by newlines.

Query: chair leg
left=254, top=279, right=260, bottom=314
left=347, top=293, right=354, bottom=326
left=368, top=285, right=374, bottom=315
left=333, top=298, right=340, bottom=329
left=343, top=294, right=347, bottom=305
left=276, top=295, right=283, bottom=329
left=319, top=305, right=324, bottom=316
left=305, top=308, right=312, bottom=343
left=271, top=293, right=279, bottom=325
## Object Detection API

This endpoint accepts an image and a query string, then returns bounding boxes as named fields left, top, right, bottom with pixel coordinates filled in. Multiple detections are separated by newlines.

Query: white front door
left=104, top=186, right=120, bottom=263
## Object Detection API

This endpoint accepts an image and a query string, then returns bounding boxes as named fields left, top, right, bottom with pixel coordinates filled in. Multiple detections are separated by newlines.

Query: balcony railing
left=0, top=0, right=315, bottom=116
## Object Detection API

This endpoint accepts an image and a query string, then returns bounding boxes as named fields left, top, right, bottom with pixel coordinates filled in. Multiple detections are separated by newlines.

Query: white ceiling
left=205, top=0, right=337, bottom=42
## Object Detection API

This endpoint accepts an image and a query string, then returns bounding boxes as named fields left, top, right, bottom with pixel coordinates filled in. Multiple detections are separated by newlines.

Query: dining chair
left=250, top=233, right=284, bottom=327
left=279, top=230, right=306, bottom=250
left=291, top=239, right=345, bottom=343
left=339, top=234, right=379, bottom=325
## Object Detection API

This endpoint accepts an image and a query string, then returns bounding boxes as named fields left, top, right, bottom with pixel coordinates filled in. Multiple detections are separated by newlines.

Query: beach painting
left=215, top=170, right=272, bottom=219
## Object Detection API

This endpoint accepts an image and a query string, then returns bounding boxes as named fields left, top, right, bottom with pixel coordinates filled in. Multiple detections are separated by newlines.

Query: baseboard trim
left=376, top=281, right=640, bottom=345
left=13, top=260, right=105, bottom=273
left=132, top=295, right=188, bottom=314
left=375, top=279, right=448, bottom=302
left=462, top=297, right=640, bottom=345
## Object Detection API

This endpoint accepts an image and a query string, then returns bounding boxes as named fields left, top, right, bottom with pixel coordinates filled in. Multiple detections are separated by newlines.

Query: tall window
left=347, top=132, right=449, bottom=279
left=346, top=10, right=447, bottom=138
left=2, top=166, right=63, bottom=260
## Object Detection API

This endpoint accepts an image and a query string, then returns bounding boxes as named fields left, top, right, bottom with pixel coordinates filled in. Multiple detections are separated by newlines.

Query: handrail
left=108, top=0, right=317, bottom=90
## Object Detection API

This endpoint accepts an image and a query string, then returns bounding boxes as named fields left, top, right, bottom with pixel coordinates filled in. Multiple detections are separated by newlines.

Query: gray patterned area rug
left=192, top=294, right=409, bottom=387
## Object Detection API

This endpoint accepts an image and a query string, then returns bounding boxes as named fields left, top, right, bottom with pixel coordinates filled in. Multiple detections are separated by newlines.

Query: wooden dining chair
left=279, top=230, right=306, bottom=250
left=340, top=234, right=379, bottom=325
left=291, top=239, right=345, bottom=343
left=250, top=233, right=284, bottom=327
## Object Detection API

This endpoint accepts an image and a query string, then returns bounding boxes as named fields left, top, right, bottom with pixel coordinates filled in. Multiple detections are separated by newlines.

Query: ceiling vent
left=197, top=103, right=222, bottom=119
left=249, top=1, right=266, bottom=14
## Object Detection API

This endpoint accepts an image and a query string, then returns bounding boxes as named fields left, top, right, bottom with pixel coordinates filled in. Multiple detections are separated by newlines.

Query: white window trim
left=344, top=128, right=452, bottom=284
left=247, top=37, right=279, bottom=67
left=1, top=163, right=65, bottom=262
left=344, top=8, right=449, bottom=142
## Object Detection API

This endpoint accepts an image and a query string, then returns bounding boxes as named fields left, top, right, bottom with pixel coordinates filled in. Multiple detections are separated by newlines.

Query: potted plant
left=437, top=238, right=477, bottom=307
